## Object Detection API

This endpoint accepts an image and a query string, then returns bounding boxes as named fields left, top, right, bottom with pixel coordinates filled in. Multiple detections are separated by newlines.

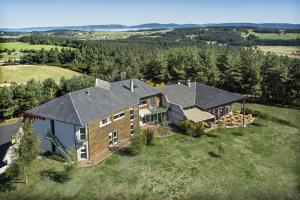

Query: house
left=0, top=118, right=23, bottom=174
left=159, top=81, right=245, bottom=125
left=24, top=79, right=244, bottom=163
left=24, top=79, right=167, bottom=163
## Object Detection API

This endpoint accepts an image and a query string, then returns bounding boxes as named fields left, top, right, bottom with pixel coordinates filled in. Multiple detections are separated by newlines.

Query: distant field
left=242, top=31, right=300, bottom=40
left=0, top=42, right=64, bottom=51
left=74, top=30, right=170, bottom=40
left=256, top=45, right=300, bottom=58
left=0, top=65, right=81, bottom=85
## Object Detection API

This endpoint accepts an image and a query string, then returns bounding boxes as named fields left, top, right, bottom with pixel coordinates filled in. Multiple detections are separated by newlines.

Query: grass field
left=242, top=30, right=300, bottom=40
left=74, top=30, right=170, bottom=40
left=256, top=45, right=300, bottom=58
left=0, top=103, right=299, bottom=199
left=0, top=42, right=64, bottom=51
left=0, top=65, right=81, bottom=84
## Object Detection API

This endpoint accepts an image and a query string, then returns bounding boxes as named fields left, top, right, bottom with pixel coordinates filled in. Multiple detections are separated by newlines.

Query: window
left=108, top=132, right=113, bottom=147
left=79, top=127, right=86, bottom=140
left=130, top=108, right=134, bottom=120
left=150, top=97, right=157, bottom=108
left=113, top=111, right=125, bottom=120
left=139, top=99, right=147, bottom=106
left=113, top=130, right=118, bottom=144
left=100, top=116, right=112, bottom=127
left=109, top=130, right=118, bottom=147
left=130, top=122, right=134, bottom=135
left=80, top=145, right=87, bottom=159
left=225, top=106, right=230, bottom=115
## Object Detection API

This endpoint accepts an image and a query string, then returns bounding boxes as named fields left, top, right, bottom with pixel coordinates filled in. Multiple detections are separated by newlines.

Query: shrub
left=192, top=123, right=205, bottom=137
left=180, top=120, right=204, bottom=137
left=179, top=120, right=193, bottom=133
left=130, top=132, right=143, bottom=153
left=143, top=128, right=155, bottom=145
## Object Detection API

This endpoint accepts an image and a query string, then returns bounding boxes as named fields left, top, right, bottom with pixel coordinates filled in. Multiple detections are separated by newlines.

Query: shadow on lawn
left=0, top=173, right=16, bottom=192
left=40, top=168, right=71, bottom=183
left=208, top=151, right=221, bottom=158
left=116, top=147, right=137, bottom=157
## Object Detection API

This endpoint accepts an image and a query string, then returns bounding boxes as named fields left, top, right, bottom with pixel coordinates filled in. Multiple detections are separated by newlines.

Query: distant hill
left=1, top=23, right=300, bottom=32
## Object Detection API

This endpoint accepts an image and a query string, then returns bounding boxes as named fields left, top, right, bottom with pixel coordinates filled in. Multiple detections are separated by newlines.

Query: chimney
left=187, top=79, right=191, bottom=87
left=95, top=78, right=110, bottom=90
left=130, top=79, right=134, bottom=92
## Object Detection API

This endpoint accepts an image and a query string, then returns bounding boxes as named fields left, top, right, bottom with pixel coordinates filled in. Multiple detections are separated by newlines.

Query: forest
left=0, top=27, right=300, bottom=121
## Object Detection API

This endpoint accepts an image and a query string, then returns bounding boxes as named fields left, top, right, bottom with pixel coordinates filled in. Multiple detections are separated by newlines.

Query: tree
left=13, top=119, right=40, bottom=182
left=240, top=49, right=262, bottom=96
left=144, top=54, right=168, bottom=83
left=200, top=47, right=220, bottom=86
left=0, top=87, right=15, bottom=121
left=261, top=53, right=288, bottom=103
left=42, top=78, right=58, bottom=101
left=218, top=49, right=243, bottom=92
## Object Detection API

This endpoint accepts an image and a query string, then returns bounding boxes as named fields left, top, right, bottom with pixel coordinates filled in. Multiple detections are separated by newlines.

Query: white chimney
left=130, top=79, right=134, bottom=92
left=95, top=78, right=110, bottom=90
left=187, top=79, right=191, bottom=87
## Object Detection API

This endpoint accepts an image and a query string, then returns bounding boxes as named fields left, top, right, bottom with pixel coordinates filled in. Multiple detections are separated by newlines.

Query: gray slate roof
left=25, top=79, right=157, bottom=126
left=159, top=82, right=245, bottom=110
left=111, top=79, right=160, bottom=99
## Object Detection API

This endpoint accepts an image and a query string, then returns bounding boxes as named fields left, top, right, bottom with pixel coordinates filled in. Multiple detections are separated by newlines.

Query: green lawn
left=0, top=65, right=81, bottom=84
left=0, top=42, right=64, bottom=51
left=0, top=104, right=299, bottom=199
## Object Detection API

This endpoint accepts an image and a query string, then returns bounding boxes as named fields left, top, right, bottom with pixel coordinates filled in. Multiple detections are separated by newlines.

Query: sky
left=0, top=0, right=299, bottom=28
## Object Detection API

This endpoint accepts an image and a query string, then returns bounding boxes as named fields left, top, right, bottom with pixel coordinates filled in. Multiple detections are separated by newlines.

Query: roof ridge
left=68, top=93, right=84, bottom=126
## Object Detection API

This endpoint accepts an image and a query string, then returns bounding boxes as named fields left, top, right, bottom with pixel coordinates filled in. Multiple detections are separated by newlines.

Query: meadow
left=0, top=65, right=81, bottom=85
left=241, top=30, right=300, bottom=40
left=256, top=45, right=300, bottom=58
left=0, top=42, right=64, bottom=51
left=0, top=103, right=299, bottom=199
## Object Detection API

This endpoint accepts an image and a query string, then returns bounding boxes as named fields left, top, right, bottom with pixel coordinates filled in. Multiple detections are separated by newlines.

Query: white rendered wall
left=168, top=104, right=186, bottom=125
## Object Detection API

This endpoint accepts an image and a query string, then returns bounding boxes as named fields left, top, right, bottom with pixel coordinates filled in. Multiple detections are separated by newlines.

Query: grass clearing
left=0, top=42, right=64, bottom=51
left=242, top=30, right=300, bottom=40
left=0, top=103, right=299, bottom=199
left=0, top=65, right=81, bottom=84
left=255, top=45, right=300, bottom=58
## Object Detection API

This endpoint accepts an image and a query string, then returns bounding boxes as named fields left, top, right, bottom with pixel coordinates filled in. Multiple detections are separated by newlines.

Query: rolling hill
left=1, top=23, right=300, bottom=32
left=0, top=65, right=81, bottom=85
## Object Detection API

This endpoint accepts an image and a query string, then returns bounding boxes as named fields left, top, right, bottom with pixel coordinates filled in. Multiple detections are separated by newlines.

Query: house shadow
left=116, top=147, right=137, bottom=157
left=0, top=173, right=16, bottom=192
left=40, top=168, right=71, bottom=183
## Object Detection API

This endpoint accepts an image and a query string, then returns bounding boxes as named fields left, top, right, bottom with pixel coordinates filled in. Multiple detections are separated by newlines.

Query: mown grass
left=0, top=42, right=64, bottom=51
left=0, top=104, right=299, bottom=199
left=0, top=65, right=81, bottom=85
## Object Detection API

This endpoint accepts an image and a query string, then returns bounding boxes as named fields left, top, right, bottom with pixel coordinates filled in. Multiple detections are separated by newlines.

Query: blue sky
left=0, top=0, right=299, bottom=28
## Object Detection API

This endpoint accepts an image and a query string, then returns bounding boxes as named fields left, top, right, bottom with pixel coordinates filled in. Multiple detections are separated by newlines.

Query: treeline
left=17, top=40, right=300, bottom=107
left=0, top=75, right=94, bottom=121
left=14, top=27, right=300, bottom=47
